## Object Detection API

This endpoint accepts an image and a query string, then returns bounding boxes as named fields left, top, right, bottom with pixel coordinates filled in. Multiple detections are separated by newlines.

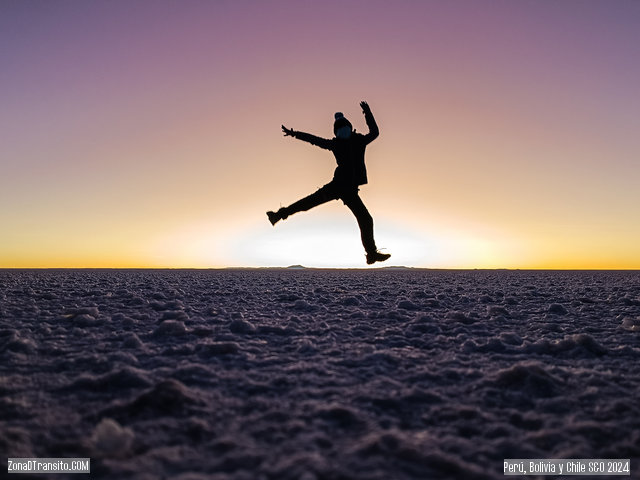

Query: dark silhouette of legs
left=283, top=184, right=339, bottom=217
left=339, top=189, right=389, bottom=263
left=268, top=183, right=339, bottom=225
left=268, top=181, right=389, bottom=264
left=340, top=190, right=376, bottom=254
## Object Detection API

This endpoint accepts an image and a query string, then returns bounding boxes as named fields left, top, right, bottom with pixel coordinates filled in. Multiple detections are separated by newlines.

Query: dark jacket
left=292, top=108, right=379, bottom=186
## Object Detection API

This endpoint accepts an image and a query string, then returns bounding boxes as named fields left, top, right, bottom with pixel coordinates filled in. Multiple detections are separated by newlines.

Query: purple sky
left=2, top=1, right=639, bottom=267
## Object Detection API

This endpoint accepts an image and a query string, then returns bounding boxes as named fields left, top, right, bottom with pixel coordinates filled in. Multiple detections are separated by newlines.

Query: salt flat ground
left=1, top=269, right=639, bottom=479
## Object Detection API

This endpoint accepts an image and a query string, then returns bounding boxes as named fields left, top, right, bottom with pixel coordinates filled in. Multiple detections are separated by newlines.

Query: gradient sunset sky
left=2, top=1, right=639, bottom=269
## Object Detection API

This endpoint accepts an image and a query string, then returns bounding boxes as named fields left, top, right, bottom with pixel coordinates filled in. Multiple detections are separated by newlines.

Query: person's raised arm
left=359, top=101, right=379, bottom=144
left=281, top=125, right=332, bottom=150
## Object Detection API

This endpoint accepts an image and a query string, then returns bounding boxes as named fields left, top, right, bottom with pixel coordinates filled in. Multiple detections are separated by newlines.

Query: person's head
left=334, top=112, right=352, bottom=139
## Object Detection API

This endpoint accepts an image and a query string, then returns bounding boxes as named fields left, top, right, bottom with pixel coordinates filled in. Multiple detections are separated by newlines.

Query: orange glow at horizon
left=1, top=1, right=639, bottom=269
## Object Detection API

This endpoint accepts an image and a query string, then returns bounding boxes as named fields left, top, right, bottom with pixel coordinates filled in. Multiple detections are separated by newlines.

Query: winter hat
left=333, top=112, right=352, bottom=135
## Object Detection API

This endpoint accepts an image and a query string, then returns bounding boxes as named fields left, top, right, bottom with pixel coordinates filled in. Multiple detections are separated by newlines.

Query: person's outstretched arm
left=360, top=101, right=379, bottom=144
left=282, top=125, right=332, bottom=150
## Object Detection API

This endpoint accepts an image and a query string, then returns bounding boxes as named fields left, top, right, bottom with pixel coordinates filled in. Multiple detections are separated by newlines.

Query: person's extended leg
left=341, top=190, right=390, bottom=264
left=341, top=190, right=375, bottom=253
left=267, top=183, right=338, bottom=226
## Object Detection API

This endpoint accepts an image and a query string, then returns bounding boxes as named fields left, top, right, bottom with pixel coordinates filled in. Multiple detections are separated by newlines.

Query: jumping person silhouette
left=267, top=101, right=390, bottom=265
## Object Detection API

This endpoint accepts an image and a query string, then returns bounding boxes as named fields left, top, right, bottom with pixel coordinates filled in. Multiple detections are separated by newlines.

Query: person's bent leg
left=284, top=185, right=335, bottom=216
left=268, top=183, right=338, bottom=225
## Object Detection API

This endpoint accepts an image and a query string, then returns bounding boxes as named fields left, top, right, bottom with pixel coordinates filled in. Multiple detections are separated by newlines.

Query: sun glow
left=148, top=209, right=531, bottom=269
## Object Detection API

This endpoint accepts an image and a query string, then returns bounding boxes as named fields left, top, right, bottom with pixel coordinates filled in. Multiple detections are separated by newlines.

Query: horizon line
left=1, top=266, right=639, bottom=272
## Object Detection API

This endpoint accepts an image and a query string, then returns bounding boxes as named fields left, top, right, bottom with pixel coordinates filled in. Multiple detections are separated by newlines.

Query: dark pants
left=282, top=181, right=377, bottom=254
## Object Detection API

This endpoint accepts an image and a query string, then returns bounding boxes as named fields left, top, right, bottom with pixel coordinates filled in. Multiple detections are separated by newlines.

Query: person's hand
left=360, top=101, right=371, bottom=113
left=282, top=125, right=295, bottom=137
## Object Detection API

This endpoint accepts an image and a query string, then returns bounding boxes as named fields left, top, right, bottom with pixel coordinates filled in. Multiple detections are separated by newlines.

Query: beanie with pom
left=333, top=112, right=352, bottom=135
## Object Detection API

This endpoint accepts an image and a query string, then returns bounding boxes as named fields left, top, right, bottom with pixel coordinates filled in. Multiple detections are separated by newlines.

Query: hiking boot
left=267, top=208, right=288, bottom=226
left=366, top=250, right=391, bottom=265
left=266, top=211, right=279, bottom=225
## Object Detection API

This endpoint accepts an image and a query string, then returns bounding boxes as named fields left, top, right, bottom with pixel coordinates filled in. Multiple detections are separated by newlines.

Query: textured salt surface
left=1, top=269, right=639, bottom=479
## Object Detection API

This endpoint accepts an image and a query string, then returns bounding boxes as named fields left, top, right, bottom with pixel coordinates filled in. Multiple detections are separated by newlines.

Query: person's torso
left=331, top=134, right=368, bottom=185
